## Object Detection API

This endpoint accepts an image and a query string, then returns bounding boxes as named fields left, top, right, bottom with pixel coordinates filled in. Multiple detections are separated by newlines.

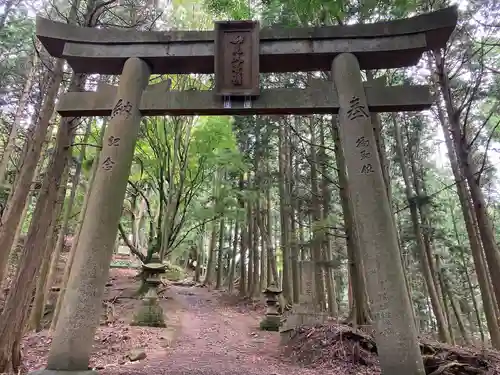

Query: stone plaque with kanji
left=214, top=20, right=260, bottom=97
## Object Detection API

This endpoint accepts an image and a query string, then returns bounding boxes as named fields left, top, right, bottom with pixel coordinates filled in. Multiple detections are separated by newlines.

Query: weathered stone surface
left=263, top=284, right=281, bottom=294
left=36, top=6, right=457, bottom=74
left=261, top=282, right=282, bottom=331
left=143, top=262, right=166, bottom=271
left=46, top=57, right=151, bottom=371
left=131, top=303, right=166, bottom=327
left=127, top=349, right=147, bottom=362
left=214, top=20, right=260, bottom=97
left=260, top=315, right=281, bottom=332
left=332, top=52, right=425, bottom=374
left=279, top=261, right=328, bottom=341
left=57, top=80, right=433, bottom=117
left=116, top=245, right=130, bottom=255
left=298, top=261, right=315, bottom=307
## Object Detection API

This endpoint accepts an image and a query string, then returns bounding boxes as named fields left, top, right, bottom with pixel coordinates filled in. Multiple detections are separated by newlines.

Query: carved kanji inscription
left=214, top=21, right=260, bottom=97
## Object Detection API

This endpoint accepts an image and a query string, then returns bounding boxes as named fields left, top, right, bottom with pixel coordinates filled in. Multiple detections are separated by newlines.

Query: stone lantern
left=131, top=255, right=166, bottom=327
left=259, top=283, right=282, bottom=331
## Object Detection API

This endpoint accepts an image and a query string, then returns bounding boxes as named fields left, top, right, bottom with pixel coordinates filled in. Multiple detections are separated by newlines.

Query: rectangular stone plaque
left=214, top=20, right=259, bottom=97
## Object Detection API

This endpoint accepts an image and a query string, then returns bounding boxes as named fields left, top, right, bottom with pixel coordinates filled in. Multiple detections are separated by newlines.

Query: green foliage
left=203, top=0, right=253, bottom=20
left=122, top=108, right=245, bottom=259
left=0, top=16, right=35, bottom=84
left=3, top=0, right=498, bottom=345
left=0, top=186, right=10, bottom=211
left=203, top=0, right=419, bottom=26
left=164, top=262, right=185, bottom=281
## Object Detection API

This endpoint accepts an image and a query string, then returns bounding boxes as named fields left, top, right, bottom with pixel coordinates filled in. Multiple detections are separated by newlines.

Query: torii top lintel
left=36, top=6, right=457, bottom=75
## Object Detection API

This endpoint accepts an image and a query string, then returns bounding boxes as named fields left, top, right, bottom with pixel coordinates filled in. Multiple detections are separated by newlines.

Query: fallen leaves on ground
left=15, top=266, right=500, bottom=375
left=21, top=268, right=181, bottom=372
left=22, top=323, right=169, bottom=371
left=216, top=292, right=265, bottom=314
left=283, top=323, right=500, bottom=375
left=98, top=286, right=321, bottom=375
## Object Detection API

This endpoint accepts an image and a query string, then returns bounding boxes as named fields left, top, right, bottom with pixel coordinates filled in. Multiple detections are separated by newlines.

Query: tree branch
left=118, top=223, right=145, bottom=262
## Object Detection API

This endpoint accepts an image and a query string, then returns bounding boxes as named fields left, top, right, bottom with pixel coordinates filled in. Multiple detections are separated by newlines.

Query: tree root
left=282, top=323, right=497, bottom=374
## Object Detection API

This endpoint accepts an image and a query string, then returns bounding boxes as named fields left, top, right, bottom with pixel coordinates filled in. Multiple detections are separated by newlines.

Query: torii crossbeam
left=37, top=7, right=456, bottom=74
left=57, top=80, right=433, bottom=117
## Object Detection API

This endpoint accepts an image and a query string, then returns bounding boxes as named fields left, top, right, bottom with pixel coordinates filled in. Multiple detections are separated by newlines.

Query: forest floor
left=21, top=268, right=322, bottom=375
left=19, top=268, right=500, bottom=375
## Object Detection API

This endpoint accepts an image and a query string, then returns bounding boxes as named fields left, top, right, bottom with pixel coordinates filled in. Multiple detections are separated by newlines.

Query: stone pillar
left=280, top=260, right=327, bottom=342
left=43, top=57, right=151, bottom=373
left=331, top=53, right=425, bottom=375
left=299, top=260, right=314, bottom=307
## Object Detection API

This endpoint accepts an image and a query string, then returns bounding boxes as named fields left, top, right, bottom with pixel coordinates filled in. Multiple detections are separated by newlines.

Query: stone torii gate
left=33, top=7, right=457, bottom=375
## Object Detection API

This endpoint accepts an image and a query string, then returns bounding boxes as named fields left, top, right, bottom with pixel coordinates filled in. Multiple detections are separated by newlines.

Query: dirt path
left=102, top=285, right=323, bottom=375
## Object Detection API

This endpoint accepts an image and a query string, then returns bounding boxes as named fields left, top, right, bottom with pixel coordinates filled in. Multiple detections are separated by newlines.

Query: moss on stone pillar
left=131, top=261, right=166, bottom=328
